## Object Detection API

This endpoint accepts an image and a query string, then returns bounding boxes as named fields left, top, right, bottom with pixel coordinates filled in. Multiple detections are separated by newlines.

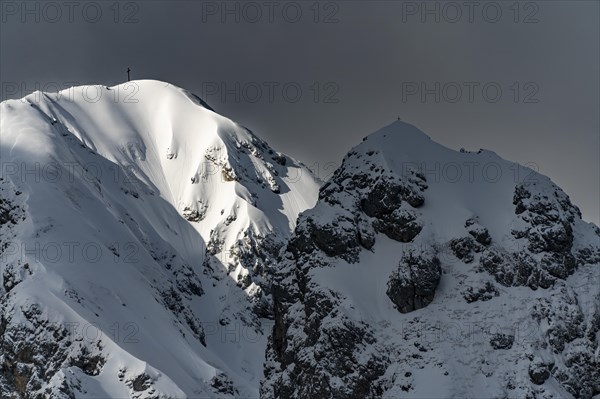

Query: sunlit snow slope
left=0, top=80, right=319, bottom=398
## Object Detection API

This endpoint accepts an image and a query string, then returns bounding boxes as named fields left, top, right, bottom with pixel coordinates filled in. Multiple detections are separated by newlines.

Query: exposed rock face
left=0, top=302, right=106, bottom=398
left=263, top=129, right=431, bottom=398
left=462, top=281, right=499, bottom=303
left=302, top=214, right=361, bottom=261
left=528, top=360, right=550, bottom=385
left=489, top=333, right=514, bottom=350
left=527, top=286, right=600, bottom=398
left=359, top=174, right=425, bottom=243
left=210, top=372, right=239, bottom=397
left=450, top=236, right=481, bottom=263
left=182, top=204, right=207, bottom=222
left=465, top=217, right=492, bottom=245
left=360, top=175, right=425, bottom=215
left=480, top=181, right=594, bottom=291
left=265, top=272, right=389, bottom=399
left=386, top=252, right=441, bottom=313
left=372, top=208, right=423, bottom=243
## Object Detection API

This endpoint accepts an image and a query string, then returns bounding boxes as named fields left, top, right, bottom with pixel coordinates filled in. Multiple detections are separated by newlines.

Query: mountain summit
left=262, top=121, right=600, bottom=399
left=0, top=80, right=319, bottom=398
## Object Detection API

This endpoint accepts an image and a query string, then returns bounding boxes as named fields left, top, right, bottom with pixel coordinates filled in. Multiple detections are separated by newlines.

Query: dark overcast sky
left=1, top=0, right=598, bottom=224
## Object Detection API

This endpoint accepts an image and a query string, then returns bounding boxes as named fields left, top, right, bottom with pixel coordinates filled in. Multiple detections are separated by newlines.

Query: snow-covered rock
left=262, top=121, right=600, bottom=399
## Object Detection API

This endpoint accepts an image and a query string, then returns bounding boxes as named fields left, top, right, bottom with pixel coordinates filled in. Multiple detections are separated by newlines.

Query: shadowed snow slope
left=0, top=80, right=319, bottom=398
left=263, top=121, right=600, bottom=399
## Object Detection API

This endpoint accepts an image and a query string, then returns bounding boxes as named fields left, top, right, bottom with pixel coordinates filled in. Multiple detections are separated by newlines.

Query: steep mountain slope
left=0, top=80, right=319, bottom=398
left=262, top=121, right=600, bottom=399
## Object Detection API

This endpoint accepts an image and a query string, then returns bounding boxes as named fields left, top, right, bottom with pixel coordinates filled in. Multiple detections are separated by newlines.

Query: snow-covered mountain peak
left=363, top=120, right=433, bottom=141
left=1, top=80, right=319, bottom=398
left=4, top=78, right=319, bottom=260
left=263, top=121, right=599, bottom=399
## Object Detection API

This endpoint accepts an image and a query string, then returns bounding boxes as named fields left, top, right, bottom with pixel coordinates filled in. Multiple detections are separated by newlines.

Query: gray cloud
left=1, top=0, right=598, bottom=224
